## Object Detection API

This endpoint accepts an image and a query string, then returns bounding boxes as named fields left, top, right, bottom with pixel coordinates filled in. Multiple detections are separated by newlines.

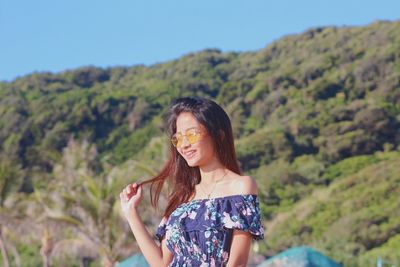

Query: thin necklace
left=199, top=169, right=229, bottom=199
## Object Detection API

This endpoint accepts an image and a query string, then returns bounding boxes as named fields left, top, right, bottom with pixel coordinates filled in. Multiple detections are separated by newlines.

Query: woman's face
left=174, top=112, right=216, bottom=167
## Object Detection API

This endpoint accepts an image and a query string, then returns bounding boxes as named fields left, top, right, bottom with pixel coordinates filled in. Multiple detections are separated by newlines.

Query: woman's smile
left=183, top=149, right=197, bottom=159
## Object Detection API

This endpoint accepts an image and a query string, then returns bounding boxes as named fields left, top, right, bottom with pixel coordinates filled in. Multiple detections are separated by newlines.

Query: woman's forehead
left=176, top=113, right=203, bottom=133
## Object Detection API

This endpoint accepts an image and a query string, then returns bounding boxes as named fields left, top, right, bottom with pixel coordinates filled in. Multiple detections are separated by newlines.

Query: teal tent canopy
left=115, top=253, right=149, bottom=267
left=257, top=246, right=343, bottom=267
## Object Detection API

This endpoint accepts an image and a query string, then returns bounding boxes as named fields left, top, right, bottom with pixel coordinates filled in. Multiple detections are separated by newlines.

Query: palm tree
left=35, top=138, right=158, bottom=266
left=0, top=225, right=10, bottom=267
left=0, top=154, right=24, bottom=267
left=0, top=193, right=40, bottom=267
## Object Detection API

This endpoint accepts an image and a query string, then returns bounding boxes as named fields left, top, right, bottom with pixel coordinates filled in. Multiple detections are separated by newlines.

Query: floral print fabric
left=155, top=194, right=264, bottom=267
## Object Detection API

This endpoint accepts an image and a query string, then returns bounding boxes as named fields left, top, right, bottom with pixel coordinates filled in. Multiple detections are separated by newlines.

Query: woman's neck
left=198, top=164, right=229, bottom=185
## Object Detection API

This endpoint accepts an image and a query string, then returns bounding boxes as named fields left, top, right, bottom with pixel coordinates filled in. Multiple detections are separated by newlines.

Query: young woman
left=120, top=97, right=264, bottom=267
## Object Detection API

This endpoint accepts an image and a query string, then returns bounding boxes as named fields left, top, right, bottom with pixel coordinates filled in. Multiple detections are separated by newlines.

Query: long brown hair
left=139, top=97, right=242, bottom=218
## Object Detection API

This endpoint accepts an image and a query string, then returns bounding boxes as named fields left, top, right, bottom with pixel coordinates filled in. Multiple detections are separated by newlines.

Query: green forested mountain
left=0, top=20, right=399, bottom=266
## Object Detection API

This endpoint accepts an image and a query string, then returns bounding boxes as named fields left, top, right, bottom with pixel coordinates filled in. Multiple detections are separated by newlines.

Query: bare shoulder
left=228, top=174, right=259, bottom=195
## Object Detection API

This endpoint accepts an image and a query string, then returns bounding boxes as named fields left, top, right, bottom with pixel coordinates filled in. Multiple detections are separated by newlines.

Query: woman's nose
left=181, top=135, right=191, bottom=148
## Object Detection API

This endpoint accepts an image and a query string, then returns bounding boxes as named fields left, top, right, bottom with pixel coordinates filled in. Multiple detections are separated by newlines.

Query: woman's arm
left=120, top=183, right=173, bottom=267
left=126, top=210, right=173, bottom=267
left=226, top=230, right=253, bottom=267
left=226, top=175, right=259, bottom=266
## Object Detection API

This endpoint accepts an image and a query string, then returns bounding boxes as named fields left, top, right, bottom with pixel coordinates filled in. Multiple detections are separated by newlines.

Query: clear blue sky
left=1, top=0, right=399, bottom=82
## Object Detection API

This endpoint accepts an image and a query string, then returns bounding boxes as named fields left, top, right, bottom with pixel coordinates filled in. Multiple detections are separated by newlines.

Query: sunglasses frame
left=171, top=127, right=207, bottom=148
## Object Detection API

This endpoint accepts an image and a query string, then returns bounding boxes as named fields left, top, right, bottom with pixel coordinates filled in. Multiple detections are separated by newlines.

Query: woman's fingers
left=128, top=183, right=138, bottom=197
left=123, top=183, right=137, bottom=191
left=130, top=183, right=138, bottom=191
left=120, top=182, right=141, bottom=203
left=120, top=183, right=144, bottom=219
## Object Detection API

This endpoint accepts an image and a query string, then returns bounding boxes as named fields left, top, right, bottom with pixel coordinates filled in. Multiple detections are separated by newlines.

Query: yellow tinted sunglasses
left=171, top=128, right=207, bottom=148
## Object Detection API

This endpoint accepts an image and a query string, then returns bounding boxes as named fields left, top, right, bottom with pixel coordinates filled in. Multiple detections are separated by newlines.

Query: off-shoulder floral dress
left=155, top=194, right=264, bottom=267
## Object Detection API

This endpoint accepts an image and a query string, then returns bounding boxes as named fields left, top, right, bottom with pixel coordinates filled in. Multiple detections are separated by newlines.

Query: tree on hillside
left=35, top=138, right=157, bottom=267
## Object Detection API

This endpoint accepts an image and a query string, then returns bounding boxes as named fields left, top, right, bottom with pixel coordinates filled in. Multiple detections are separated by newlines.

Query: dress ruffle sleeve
left=155, top=216, right=168, bottom=242
left=220, top=194, right=265, bottom=240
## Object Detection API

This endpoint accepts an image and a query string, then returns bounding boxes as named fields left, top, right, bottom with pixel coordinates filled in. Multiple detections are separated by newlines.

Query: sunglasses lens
left=187, top=130, right=199, bottom=143
left=171, top=129, right=203, bottom=148
left=171, top=135, right=180, bottom=147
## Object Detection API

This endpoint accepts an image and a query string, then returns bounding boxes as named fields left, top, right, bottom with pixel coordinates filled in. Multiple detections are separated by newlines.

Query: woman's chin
left=186, top=156, right=202, bottom=167
left=186, top=160, right=199, bottom=167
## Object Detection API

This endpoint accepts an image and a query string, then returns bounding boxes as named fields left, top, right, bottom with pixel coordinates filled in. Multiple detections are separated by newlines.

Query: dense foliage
left=1, top=20, right=399, bottom=266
